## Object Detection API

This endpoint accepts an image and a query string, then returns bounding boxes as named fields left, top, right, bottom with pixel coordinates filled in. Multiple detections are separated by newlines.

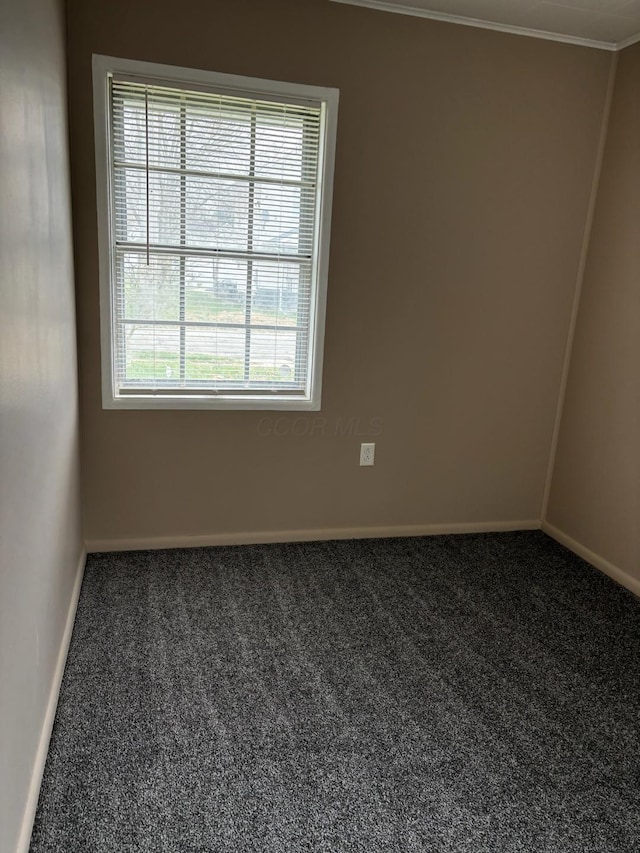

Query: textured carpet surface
left=30, top=532, right=640, bottom=852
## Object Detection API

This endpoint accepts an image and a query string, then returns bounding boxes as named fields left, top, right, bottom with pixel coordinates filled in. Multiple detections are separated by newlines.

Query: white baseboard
left=15, top=549, right=86, bottom=853
left=86, top=519, right=540, bottom=553
left=541, top=521, right=640, bottom=599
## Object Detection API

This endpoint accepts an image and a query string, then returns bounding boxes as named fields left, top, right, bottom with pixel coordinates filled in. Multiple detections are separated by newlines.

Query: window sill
left=103, top=393, right=321, bottom=411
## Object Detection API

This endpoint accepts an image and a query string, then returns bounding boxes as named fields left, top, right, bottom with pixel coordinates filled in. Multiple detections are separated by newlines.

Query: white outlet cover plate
left=360, top=442, right=375, bottom=466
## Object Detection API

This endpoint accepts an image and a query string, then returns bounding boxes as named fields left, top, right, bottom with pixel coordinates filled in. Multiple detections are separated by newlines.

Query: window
left=92, top=56, right=338, bottom=410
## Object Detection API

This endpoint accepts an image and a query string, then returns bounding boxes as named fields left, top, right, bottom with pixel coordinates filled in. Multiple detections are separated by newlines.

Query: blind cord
left=145, top=88, right=150, bottom=266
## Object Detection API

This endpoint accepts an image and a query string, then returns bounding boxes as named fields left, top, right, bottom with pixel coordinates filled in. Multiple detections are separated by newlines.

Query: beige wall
left=546, top=43, right=640, bottom=586
left=67, top=0, right=612, bottom=546
left=0, top=0, right=84, bottom=850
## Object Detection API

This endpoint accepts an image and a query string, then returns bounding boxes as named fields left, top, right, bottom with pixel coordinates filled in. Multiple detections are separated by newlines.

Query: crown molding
left=329, top=0, right=629, bottom=51
left=616, top=30, right=640, bottom=50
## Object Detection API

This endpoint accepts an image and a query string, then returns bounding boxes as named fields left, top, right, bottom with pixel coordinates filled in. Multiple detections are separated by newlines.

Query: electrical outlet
left=360, top=442, right=375, bottom=466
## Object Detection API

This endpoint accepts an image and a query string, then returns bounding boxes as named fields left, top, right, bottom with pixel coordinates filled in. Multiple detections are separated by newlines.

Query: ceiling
left=329, top=0, right=640, bottom=48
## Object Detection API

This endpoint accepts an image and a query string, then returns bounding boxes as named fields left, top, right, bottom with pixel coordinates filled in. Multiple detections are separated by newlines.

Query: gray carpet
left=30, top=532, right=640, bottom=852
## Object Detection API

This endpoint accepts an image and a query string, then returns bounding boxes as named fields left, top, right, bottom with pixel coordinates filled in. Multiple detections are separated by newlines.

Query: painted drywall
left=546, top=42, right=640, bottom=586
left=67, top=0, right=612, bottom=545
left=0, top=0, right=83, bottom=849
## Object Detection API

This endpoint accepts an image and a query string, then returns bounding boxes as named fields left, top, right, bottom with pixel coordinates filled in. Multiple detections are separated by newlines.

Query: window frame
left=92, top=54, right=339, bottom=411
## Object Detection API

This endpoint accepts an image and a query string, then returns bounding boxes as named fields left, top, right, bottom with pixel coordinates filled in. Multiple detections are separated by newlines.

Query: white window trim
left=92, top=54, right=339, bottom=411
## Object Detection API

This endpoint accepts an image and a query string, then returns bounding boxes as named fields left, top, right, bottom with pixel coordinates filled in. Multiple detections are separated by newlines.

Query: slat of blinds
left=111, top=83, right=321, bottom=122
left=115, top=244, right=314, bottom=265
left=113, top=161, right=317, bottom=190
left=110, top=76, right=321, bottom=395
left=111, top=73, right=324, bottom=110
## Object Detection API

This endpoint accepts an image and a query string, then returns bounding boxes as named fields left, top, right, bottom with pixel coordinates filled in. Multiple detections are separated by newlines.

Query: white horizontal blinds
left=109, top=77, right=322, bottom=395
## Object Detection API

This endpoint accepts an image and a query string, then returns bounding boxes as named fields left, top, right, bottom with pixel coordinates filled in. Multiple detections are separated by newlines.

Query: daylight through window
left=94, top=58, right=338, bottom=409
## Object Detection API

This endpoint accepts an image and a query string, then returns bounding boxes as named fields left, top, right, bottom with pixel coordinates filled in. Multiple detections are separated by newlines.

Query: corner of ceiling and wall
left=329, top=0, right=640, bottom=52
